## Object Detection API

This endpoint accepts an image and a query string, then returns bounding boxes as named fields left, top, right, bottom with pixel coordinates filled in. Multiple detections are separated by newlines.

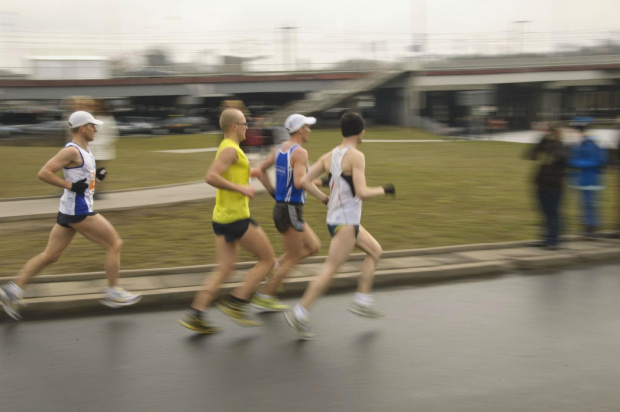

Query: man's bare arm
left=350, top=151, right=387, bottom=200
left=293, top=149, right=328, bottom=203
left=257, top=148, right=276, bottom=196
left=37, top=147, right=83, bottom=190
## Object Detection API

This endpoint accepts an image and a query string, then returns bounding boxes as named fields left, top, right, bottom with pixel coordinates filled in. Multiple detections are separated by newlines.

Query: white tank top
left=326, top=146, right=362, bottom=225
left=59, top=142, right=96, bottom=215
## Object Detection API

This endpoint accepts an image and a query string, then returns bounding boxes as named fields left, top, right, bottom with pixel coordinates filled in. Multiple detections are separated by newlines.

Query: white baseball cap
left=67, top=111, right=103, bottom=128
left=284, top=114, right=316, bottom=133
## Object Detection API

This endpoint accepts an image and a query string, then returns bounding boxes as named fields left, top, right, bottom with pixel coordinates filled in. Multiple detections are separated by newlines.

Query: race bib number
left=89, top=171, right=96, bottom=191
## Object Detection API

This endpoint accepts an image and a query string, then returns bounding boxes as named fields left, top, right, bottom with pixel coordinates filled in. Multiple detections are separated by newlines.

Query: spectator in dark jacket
left=526, top=124, right=567, bottom=249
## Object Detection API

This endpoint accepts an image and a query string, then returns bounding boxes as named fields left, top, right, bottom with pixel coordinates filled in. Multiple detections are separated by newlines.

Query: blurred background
left=0, top=0, right=619, bottom=277
left=0, top=0, right=619, bottom=142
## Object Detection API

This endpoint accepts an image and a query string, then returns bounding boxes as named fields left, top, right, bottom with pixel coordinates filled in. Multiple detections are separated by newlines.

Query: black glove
left=96, top=167, right=107, bottom=181
left=382, top=183, right=395, bottom=195
left=70, top=178, right=89, bottom=194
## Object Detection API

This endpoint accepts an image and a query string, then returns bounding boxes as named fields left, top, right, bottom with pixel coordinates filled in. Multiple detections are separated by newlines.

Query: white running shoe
left=101, top=287, right=142, bottom=308
left=284, top=309, right=314, bottom=340
left=347, top=301, right=386, bottom=319
left=0, top=286, right=24, bottom=320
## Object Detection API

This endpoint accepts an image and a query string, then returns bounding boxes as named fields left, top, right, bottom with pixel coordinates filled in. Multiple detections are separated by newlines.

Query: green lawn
left=0, top=127, right=617, bottom=276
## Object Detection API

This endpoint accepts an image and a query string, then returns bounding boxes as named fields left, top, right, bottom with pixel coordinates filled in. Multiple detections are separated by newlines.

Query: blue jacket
left=568, top=137, right=607, bottom=189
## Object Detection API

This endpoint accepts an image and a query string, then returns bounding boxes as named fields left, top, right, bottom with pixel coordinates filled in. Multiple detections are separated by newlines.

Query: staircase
left=267, top=69, right=407, bottom=124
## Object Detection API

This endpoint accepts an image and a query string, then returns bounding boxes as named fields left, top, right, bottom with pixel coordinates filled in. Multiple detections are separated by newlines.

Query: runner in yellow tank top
left=179, top=108, right=276, bottom=334
left=213, top=138, right=250, bottom=223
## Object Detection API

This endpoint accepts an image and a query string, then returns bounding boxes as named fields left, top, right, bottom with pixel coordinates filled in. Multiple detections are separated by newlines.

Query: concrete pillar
left=541, top=90, right=561, bottom=121
left=404, top=72, right=421, bottom=127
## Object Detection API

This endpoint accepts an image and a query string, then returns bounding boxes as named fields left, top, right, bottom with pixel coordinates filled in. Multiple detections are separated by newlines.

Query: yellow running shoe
left=250, top=294, right=289, bottom=312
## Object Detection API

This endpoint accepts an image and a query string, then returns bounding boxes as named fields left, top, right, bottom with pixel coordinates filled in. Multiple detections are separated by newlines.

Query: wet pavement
left=2, top=262, right=620, bottom=411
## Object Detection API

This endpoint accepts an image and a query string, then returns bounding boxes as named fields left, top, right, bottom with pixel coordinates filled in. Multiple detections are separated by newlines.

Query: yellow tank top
left=212, top=138, right=251, bottom=223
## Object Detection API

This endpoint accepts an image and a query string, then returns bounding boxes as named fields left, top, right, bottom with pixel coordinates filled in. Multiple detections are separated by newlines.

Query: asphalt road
left=2, top=263, right=620, bottom=412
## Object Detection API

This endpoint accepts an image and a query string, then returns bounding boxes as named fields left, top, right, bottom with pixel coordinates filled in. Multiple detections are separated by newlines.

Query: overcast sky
left=1, top=0, right=619, bottom=70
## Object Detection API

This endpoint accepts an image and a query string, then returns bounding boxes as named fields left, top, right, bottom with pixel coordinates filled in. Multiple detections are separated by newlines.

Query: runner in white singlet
left=284, top=111, right=395, bottom=340
left=0, top=111, right=141, bottom=321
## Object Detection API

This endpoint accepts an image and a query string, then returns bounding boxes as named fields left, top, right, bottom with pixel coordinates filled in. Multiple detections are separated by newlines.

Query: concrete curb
left=3, top=239, right=554, bottom=283
left=16, top=243, right=620, bottom=318
left=19, top=260, right=513, bottom=317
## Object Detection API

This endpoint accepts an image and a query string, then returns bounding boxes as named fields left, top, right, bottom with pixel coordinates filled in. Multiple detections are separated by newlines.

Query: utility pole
left=410, top=0, right=427, bottom=56
left=280, top=26, right=297, bottom=71
left=0, top=11, right=18, bottom=74
left=512, top=21, right=531, bottom=54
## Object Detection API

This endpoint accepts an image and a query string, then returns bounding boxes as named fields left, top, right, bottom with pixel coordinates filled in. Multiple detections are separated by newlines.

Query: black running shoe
left=178, top=312, right=221, bottom=334
left=215, top=295, right=264, bottom=326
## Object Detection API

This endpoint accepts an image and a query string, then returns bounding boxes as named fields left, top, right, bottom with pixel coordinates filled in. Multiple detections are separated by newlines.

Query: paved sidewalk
left=0, top=156, right=273, bottom=221
left=2, top=237, right=619, bottom=319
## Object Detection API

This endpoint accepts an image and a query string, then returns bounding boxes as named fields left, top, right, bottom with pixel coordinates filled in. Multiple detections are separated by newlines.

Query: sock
left=6, top=282, right=24, bottom=299
left=294, top=303, right=310, bottom=322
left=256, top=292, right=274, bottom=300
left=189, top=308, right=204, bottom=318
left=355, top=292, right=374, bottom=306
left=227, top=294, right=249, bottom=304
left=105, top=286, right=121, bottom=296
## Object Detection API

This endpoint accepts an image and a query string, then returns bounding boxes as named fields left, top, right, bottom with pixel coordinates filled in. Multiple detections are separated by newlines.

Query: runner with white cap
left=0, top=111, right=141, bottom=320
left=252, top=114, right=329, bottom=311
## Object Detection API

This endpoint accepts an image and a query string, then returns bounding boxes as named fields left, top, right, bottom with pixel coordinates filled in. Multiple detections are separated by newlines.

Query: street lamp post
left=512, top=20, right=531, bottom=55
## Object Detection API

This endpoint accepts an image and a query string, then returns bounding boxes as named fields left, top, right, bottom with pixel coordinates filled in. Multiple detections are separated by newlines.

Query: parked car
left=19, top=120, right=67, bottom=135
left=116, top=116, right=157, bottom=135
left=248, top=105, right=278, bottom=117
left=154, top=116, right=210, bottom=134
left=0, top=122, right=20, bottom=137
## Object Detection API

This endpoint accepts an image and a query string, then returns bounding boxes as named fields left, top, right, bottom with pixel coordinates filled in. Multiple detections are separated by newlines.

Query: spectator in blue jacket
left=567, top=117, right=607, bottom=236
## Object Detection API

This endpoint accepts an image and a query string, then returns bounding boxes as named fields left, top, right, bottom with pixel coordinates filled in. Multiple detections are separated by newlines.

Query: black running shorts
left=57, top=211, right=97, bottom=228
left=212, top=218, right=258, bottom=243
left=273, top=202, right=304, bottom=233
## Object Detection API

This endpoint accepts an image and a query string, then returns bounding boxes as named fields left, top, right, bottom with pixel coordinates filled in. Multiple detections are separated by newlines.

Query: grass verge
left=0, top=128, right=617, bottom=275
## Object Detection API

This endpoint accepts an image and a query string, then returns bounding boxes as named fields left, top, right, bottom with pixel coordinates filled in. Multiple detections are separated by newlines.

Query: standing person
left=252, top=114, right=328, bottom=311
left=613, top=117, right=620, bottom=238
left=284, top=112, right=395, bottom=340
left=89, top=100, right=118, bottom=198
left=567, top=117, right=607, bottom=236
left=0, top=111, right=142, bottom=320
left=179, top=108, right=276, bottom=333
left=525, top=124, right=568, bottom=250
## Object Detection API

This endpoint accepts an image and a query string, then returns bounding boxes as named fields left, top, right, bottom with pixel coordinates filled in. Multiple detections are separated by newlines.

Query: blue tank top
left=274, top=144, right=306, bottom=203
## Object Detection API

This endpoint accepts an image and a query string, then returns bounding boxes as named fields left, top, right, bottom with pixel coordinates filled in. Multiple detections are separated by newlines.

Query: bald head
left=219, top=108, right=243, bottom=134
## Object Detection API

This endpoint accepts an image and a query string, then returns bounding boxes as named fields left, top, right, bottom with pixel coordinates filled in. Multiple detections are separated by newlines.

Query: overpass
left=1, top=54, right=619, bottom=129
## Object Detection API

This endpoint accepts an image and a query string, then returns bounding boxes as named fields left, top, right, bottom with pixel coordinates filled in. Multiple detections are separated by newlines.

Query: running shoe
left=250, top=294, right=289, bottom=312
left=100, top=287, right=142, bottom=308
left=347, top=301, right=386, bottom=319
left=178, top=312, right=221, bottom=334
left=0, top=286, right=23, bottom=320
left=215, top=295, right=264, bottom=326
left=284, top=309, right=314, bottom=340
